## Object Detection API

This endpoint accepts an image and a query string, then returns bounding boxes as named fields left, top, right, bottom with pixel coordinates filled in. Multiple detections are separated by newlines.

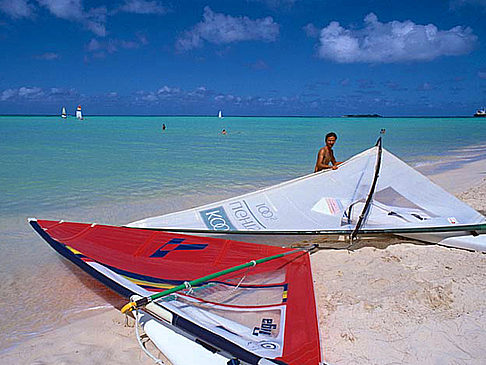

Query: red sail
left=31, top=219, right=321, bottom=365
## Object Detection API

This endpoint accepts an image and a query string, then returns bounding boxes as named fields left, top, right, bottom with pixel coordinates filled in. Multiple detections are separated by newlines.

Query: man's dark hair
left=325, top=132, right=337, bottom=141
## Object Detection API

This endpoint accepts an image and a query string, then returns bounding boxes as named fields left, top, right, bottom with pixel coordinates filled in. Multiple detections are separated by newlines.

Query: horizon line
left=0, top=113, right=477, bottom=118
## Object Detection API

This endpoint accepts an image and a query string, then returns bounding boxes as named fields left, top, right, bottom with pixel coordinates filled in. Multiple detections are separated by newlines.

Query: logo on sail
left=253, top=318, right=277, bottom=336
left=200, top=207, right=236, bottom=231
left=150, top=238, right=208, bottom=258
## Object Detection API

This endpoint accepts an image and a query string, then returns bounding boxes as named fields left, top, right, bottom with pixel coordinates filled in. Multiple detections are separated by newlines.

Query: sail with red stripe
left=30, top=219, right=321, bottom=365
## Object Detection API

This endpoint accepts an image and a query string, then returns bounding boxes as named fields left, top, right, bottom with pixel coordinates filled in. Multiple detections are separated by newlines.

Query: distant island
left=342, top=114, right=383, bottom=118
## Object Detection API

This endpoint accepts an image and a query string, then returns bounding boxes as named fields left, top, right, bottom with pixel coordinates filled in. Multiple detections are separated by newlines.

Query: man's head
left=325, top=132, right=337, bottom=148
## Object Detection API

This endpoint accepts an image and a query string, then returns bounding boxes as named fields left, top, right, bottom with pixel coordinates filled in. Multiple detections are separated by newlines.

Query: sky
left=0, top=0, right=485, bottom=116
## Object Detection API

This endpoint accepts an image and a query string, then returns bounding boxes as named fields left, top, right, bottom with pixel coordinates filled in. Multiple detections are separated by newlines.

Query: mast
left=122, top=248, right=306, bottom=311
left=349, top=136, right=383, bottom=244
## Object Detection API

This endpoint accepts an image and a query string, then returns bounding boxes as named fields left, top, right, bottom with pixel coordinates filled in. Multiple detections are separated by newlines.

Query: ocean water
left=1, top=115, right=486, bottom=353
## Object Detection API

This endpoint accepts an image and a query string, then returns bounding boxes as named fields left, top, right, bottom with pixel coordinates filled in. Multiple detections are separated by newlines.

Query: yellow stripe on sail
left=66, top=245, right=84, bottom=256
left=63, top=246, right=175, bottom=290
left=120, top=275, right=176, bottom=290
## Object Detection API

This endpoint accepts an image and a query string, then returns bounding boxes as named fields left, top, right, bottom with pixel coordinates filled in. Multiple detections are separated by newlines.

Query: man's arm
left=330, top=150, right=343, bottom=166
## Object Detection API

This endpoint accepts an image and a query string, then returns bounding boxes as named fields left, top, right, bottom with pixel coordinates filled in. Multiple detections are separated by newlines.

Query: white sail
left=218, top=110, right=223, bottom=118
left=75, top=105, right=83, bottom=120
left=128, top=144, right=486, bottom=251
left=61, top=107, right=67, bottom=119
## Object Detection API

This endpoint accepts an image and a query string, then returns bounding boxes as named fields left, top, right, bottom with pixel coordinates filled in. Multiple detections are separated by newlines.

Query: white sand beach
left=1, top=160, right=485, bottom=365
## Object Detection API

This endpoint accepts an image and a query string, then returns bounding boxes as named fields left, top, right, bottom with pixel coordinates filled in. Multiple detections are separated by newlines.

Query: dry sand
left=313, top=240, right=486, bottom=364
left=1, top=162, right=485, bottom=365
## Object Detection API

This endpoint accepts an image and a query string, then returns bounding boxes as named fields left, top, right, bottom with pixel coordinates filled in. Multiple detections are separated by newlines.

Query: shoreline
left=1, top=153, right=486, bottom=364
left=424, top=156, right=486, bottom=195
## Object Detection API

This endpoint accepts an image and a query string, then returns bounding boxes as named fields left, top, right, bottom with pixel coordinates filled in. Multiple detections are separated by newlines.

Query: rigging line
left=216, top=248, right=313, bottom=304
left=198, top=265, right=253, bottom=305
left=348, top=137, right=383, bottom=247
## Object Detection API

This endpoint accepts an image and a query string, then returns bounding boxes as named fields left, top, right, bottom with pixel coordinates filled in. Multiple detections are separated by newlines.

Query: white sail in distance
left=76, top=105, right=83, bottom=120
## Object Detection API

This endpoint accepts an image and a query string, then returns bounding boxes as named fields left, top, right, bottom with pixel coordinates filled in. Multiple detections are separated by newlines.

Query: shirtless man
left=314, top=132, right=342, bottom=172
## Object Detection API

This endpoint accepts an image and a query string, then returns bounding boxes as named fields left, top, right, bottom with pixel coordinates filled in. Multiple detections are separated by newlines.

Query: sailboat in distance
left=75, top=105, right=83, bottom=120
left=61, top=107, right=67, bottom=119
left=218, top=110, right=223, bottom=119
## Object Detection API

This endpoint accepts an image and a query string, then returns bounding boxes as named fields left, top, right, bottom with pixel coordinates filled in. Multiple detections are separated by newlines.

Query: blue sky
left=0, top=0, right=485, bottom=116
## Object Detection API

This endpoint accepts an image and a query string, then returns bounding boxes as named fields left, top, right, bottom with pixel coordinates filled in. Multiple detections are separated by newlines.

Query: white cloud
left=135, top=85, right=183, bottom=102
left=340, top=78, right=350, bottom=86
left=86, top=38, right=101, bottom=52
left=0, top=86, right=79, bottom=102
left=37, top=0, right=107, bottom=36
left=176, top=6, right=279, bottom=51
left=84, top=6, right=107, bottom=36
left=303, top=23, right=320, bottom=38
left=1, top=86, right=44, bottom=101
left=133, top=85, right=304, bottom=111
left=85, top=34, right=148, bottom=58
left=1, top=89, right=18, bottom=101
left=157, top=86, right=180, bottom=94
left=417, top=82, right=436, bottom=91
left=18, top=86, right=43, bottom=98
left=308, top=13, right=477, bottom=63
left=214, top=94, right=243, bottom=104
left=0, top=0, right=106, bottom=35
left=86, top=38, right=117, bottom=53
left=248, top=0, right=298, bottom=8
left=119, top=0, right=167, bottom=14
left=449, top=0, right=486, bottom=10
left=135, top=85, right=211, bottom=103
left=34, top=52, right=59, bottom=60
left=37, top=0, right=83, bottom=19
left=0, top=0, right=34, bottom=18
left=248, top=59, right=269, bottom=70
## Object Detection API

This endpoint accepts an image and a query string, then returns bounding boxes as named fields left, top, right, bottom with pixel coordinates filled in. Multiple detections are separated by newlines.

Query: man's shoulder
left=320, top=146, right=331, bottom=154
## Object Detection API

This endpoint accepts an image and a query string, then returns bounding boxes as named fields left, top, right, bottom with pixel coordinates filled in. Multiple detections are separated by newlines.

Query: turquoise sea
left=1, top=115, right=486, bottom=353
